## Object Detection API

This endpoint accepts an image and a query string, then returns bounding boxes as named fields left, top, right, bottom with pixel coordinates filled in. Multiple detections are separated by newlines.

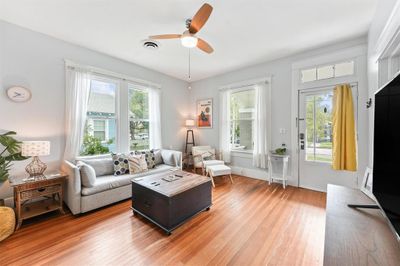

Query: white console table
left=268, top=154, right=289, bottom=188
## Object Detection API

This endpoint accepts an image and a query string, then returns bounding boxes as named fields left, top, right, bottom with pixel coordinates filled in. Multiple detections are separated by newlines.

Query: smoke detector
left=142, top=39, right=160, bottom=50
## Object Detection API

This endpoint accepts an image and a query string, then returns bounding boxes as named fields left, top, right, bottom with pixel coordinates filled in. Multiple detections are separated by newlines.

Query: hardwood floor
left=1, top=175, right=326, bottom=266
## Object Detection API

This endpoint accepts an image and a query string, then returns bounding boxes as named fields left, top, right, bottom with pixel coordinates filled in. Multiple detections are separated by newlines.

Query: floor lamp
left=185, top=119, right=195, bottom=153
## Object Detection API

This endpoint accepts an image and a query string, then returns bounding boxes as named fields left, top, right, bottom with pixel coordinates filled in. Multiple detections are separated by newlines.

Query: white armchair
left=192, top=146, right=225, bottom=175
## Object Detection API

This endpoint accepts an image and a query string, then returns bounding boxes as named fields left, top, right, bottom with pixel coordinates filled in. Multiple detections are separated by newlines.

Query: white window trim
left=220, top=76, right=272, bottom=158
left=66, top=60, right=160, bottom=155
left=300, top=59, right=356, bottom=84
left=291, top=44, right=366, bottom=187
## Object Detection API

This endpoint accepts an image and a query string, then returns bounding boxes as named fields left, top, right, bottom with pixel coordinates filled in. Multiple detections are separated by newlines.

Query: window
left=81, top=78, right=117, bottom=155
left=305, top=91, right=333, bottom=162
left=129, top=86, right=150, bottom=151
left=230, top=88, right=256, bottom=151
left=93, top=120, right=106, bottom=141
left=301, top=61, right=354, bottom=83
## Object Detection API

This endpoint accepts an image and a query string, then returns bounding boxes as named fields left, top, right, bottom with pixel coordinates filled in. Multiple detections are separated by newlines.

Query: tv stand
left=324, top=185, right=400, bottom=265
left=347, top=204, right=379, bottom=209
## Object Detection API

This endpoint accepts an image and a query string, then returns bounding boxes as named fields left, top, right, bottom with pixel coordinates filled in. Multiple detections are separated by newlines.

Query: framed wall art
left=197, top=99, right=213, bottom=128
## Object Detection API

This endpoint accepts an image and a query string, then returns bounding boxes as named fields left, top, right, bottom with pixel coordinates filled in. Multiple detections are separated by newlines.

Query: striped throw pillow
left=128, top=154, right=148, bottom=174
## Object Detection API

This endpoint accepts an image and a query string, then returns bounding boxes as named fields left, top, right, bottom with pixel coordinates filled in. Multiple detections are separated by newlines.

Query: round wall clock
left=6, top=86, right=32, bottom=102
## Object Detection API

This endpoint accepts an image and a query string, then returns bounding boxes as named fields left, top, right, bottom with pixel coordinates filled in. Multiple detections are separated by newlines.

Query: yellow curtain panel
left=332, top=84, right=357, bottom=171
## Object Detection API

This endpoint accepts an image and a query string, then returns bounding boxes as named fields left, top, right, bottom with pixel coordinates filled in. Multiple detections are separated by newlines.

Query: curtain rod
left=64, top=60, right=162, bottom=89
left=218, top=76, right=272, bottom=91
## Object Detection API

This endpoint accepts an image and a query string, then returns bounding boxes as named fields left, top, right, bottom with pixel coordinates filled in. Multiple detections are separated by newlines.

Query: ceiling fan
left=149, top=3, right=214, bottom=54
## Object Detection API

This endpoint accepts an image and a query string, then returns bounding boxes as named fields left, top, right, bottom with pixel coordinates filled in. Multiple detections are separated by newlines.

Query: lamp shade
left=21, top=141, right=50, bottom=156
left=185, top=119, right=195, bottom=127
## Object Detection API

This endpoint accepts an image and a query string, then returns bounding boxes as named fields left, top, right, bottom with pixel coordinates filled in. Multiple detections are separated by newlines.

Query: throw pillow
left=112, top=153, right=131, bottom=175
left=136, top=150, right=156, bottom=169
left=78, top=157, right=114, bottom=177
left=128, top=154, right=148, bottom=174
left=76, top=161, right=96, bottom=187
left=202, top=149, right=216, bottom=161
left=152, top=149, right=163, bottom=165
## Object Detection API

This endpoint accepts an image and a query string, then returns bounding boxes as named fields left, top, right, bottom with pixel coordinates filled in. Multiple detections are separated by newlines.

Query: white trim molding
left=375, top=0, right=400, bottom=59
left=64, top=59, right=162, bottom=89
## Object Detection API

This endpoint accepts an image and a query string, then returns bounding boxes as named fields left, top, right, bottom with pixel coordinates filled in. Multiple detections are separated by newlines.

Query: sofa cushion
left=78, top=157, right=114, bottom=177
left=161, top=150, right=177, bottom=166
left=112, top=153, right=131, bottom=175
left=76, top=161, right=96, bottom=188
left=128, top=154, right=148, bottom=174
left=81, top=164, right=175, bottom=196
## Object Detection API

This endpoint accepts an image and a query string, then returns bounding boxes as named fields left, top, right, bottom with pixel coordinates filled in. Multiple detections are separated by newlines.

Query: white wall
left=0, top=21, right=190, bottom=199
left=367, top=0, right=400, bottom=166
left=189, top=37, right=369, bottom=185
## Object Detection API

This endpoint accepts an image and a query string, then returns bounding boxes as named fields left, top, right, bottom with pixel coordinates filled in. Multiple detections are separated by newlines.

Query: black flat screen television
left=373, top=71, right=400, bottom=241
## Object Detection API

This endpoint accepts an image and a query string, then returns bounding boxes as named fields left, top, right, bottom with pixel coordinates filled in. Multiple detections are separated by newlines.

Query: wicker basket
left=0, top=207, right=15, bottom=242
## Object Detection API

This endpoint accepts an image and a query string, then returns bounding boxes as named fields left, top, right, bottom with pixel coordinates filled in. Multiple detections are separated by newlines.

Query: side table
left=268, top=154, right=290, bottom=188
left=9, top=171, right=67, bottom=230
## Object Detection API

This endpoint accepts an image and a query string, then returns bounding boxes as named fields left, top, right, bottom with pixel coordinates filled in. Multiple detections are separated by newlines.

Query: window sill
left=231, top=150, right=253, bottom=158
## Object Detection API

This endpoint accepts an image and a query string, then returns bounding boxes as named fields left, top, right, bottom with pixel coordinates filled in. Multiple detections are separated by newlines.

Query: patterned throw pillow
left=111, top=153, right=131, bottom=175
left=151, top=149, right=163, bottom=165
left=128, top=154, right=148, bottom=174
left=135, top=150, right=156, bottom=169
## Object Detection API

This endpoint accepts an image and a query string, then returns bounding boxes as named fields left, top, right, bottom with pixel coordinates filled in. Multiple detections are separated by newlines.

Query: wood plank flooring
left=1, top=175, right=326, bottom=266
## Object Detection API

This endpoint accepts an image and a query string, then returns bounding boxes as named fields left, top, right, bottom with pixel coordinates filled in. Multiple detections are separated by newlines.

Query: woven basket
left=0, top=207, right=15, bottom=242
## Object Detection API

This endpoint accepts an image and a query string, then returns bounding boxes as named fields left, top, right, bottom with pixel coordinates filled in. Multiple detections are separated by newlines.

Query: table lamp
left=21, top=141, right=50, bottom=177
left=185, top=119, right=195, bottom=153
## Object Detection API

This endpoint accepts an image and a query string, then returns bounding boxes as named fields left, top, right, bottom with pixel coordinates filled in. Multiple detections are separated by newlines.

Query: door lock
left=299, top=133, right=305, bottom=150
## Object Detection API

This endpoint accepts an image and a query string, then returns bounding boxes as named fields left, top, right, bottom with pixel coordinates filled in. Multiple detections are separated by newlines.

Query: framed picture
left=361, top=167, right=374, bottom=200
left=197, top=99, right=213, bottom=128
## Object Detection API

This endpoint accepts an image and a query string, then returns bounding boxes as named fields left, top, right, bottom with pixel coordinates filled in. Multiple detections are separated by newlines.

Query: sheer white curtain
left=253, top=81, right=271, bottom=168
left=219, top=89, right=231, bottom=163
left=64, top=68, right=91, bottom=160
left=149, top=87, right=162, bottom=149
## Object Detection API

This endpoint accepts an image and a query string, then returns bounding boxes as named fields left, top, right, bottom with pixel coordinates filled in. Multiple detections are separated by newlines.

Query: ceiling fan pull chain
left=188, top=48, right=191, bottom=80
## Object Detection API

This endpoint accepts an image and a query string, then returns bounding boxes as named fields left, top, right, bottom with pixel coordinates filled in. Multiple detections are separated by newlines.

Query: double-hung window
left=230, top=88, right=256, bottom=152
left=129, top=85, right=150, bottom=150
left=81, top=77, right=117, bottom=155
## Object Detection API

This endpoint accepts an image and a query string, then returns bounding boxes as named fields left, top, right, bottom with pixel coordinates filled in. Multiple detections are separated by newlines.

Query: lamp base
left=25, top=156, right=47, bottom=177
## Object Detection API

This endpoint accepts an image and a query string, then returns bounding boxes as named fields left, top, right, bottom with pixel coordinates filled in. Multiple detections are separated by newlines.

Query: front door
left=298, top=86, right=357, bottom=191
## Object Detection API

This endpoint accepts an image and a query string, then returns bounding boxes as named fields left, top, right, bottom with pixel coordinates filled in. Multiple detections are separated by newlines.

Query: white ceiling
left=0, top=0, right=377, bottom=81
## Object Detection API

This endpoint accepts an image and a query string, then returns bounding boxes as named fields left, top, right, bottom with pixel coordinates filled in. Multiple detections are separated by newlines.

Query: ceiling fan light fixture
left=181, top=35, right=198, bottom=48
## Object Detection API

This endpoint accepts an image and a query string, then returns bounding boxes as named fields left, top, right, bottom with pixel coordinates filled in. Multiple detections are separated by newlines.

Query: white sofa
left=61, top=149, right=182, bottom=215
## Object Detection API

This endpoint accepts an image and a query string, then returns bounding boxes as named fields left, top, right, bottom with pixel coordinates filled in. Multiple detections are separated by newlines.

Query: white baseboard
left=230, top=166, right=296, bottom=187
left=231, top=166, right=268, bottom=180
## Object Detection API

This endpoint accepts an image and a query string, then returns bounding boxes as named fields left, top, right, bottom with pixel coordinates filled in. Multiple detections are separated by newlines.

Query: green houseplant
left=0, top=131, right=28, bottom=182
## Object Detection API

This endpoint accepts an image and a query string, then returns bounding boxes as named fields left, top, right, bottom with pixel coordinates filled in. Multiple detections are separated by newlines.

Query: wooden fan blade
left=197, top=38, right=214, bottom=53
left=149, top=34, right=181, bottom=39
left=189, top=3, right=213, bottom=34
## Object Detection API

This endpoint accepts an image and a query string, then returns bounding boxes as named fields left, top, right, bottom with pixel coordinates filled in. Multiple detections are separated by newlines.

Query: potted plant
left=0, top=131, right=28, bottom=182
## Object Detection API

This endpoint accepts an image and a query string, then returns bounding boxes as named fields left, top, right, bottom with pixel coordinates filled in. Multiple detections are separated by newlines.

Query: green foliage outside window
left=81, top=125, right=113, bottom=156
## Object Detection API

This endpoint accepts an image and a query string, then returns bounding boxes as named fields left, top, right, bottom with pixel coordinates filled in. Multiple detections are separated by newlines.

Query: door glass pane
left=305, top=91, right=333, bottom=162
left=306, top=96, right=315, bottom=161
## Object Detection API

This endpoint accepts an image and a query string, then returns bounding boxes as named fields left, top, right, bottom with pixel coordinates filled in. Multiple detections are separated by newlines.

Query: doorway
left=298, top=84, right=358, bottom=191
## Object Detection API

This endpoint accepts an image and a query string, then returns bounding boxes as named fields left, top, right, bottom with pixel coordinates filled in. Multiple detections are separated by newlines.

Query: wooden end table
left=9, top=171, right=67, bottom=230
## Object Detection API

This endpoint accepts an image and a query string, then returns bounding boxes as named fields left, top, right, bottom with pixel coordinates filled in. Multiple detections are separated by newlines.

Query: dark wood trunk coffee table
left=131, top=169, right=212, bottom=235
